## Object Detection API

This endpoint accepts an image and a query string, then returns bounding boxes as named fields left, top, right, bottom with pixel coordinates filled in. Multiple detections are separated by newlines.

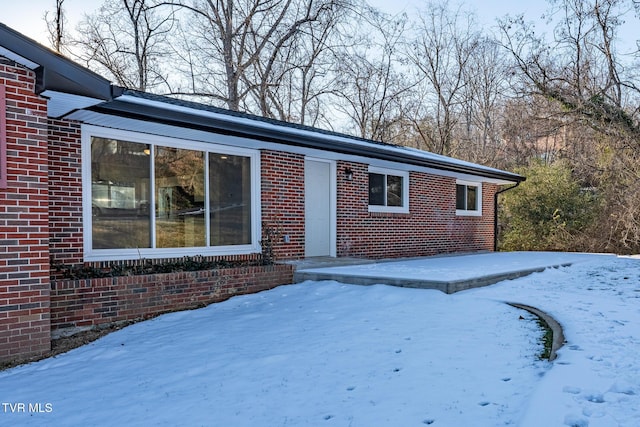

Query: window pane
left=369, top=173, right=385, bottom=206
left=456, top=184, right=466, bottom=210
left=209, top=153, right=251, bottom=245
left=467, top=185, right=478, bottom=211
left=155, top=147, right=205, bottom=248
left=387, top=175, right=403, bottom=207
left=91, top=137, right=151, bottom=249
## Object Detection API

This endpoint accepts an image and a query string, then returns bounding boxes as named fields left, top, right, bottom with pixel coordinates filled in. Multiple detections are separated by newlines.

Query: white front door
left=305, top=159, right=335, bottom=257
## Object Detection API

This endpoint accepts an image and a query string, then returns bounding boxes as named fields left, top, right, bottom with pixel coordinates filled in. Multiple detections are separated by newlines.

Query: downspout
left=494, top=182, right=521, bottom=251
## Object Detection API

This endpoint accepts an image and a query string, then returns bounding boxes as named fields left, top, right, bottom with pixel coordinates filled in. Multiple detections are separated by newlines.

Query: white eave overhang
left=40, top=90, right=106, bottom=118
left=0, top=45, right=39, bottom=69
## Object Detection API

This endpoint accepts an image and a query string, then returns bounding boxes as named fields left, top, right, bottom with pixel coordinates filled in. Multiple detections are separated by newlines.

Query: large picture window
left=83, top=126, right=260, bottom=261
left=368, top=166, right=409, bottom=213
left=456, top=180, right=482, bottom=216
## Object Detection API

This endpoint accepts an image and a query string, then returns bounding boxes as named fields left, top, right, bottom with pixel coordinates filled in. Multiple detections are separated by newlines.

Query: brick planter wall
left=0, top=59, right=51, bottom=362
left=50, top=263, right=293, bottom=332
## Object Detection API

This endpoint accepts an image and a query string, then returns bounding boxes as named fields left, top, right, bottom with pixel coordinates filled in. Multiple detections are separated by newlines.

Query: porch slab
left=293, top=252, right=595, bottom=294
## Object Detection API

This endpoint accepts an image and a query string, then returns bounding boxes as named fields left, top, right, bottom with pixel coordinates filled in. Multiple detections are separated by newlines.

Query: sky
left=2, top=0, right=550, bottom=47
left=2, top=0, right=103, bottom=45
left=1, top=252, right=640, bottom=426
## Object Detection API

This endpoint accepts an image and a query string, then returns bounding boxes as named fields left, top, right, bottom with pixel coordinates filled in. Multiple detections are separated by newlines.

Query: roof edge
left=0, top=23, right=112, bottom=100
left=91, top=96, right=525, bottom=183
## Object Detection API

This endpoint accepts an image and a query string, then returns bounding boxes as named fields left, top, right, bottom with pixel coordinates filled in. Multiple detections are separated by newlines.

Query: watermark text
left=2, top=402, right=53, bottom=413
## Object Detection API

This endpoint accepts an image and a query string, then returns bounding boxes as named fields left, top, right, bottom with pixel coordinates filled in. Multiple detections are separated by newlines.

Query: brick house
left=0, top=24, right=524, bottom=363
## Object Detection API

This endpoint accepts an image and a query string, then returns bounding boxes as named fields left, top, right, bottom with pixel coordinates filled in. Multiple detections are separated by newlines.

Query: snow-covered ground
left=1, top=252, right=639, bottom=426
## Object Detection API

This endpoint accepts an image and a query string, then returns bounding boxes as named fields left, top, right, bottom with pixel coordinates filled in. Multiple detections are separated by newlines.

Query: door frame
left=304, top=157, right=337, bottom=257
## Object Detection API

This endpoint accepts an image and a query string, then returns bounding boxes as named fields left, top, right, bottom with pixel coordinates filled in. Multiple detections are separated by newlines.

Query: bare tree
left=171, top=0, right=349, bottom=113
left=457, top=37, right=510, bottom=166
left=279, top=18, right=338, bottom=126
left=499, top=0, right=640, bottom=140
left=406, top=1, right=479, bottom=156
left=45, top=0, right=67, bottom=53
left=73, top=0, right=177, bottom=91
left=497, top=0, right=640, bottom=252
left=248, top=0, right=349, bottom=119
left=333, top=8, right=412, bottom=141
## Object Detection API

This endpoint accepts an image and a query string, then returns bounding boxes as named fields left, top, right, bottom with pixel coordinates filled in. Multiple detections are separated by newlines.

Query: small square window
left=456, top=181, right=482, bottom=216
left=368, top=167, right=409, bottom=213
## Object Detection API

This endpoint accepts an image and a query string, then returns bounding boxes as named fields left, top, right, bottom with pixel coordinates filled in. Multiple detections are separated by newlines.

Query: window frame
left=367, top=166, right=410, bottom=214
left=82, top=125, right=261, bottom=261
left=455, top=179, right=482, bottom=217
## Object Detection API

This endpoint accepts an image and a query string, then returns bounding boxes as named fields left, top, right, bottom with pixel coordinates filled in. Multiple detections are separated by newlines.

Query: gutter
left=494, top=181, right=522, bottom=251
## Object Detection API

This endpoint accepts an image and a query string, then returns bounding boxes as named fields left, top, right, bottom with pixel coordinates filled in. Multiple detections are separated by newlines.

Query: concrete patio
left=291, top=251, right=594, bottom=294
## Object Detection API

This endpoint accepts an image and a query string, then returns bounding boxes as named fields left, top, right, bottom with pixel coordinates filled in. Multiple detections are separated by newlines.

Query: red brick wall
left=48, top=119, right=83, bottom=271
left=336, top=160, right=497, bottom=259
left=0, top=59, right=51, bottom=362
left=45, top=128, right=497, bottom=267
left=260, top=150, right=305, bottom=260
left=50, top=264, right=293, bottom=331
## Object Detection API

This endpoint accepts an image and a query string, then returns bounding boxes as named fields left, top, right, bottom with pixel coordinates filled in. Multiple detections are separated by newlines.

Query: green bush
left=499, top=161, right=596, bottom=251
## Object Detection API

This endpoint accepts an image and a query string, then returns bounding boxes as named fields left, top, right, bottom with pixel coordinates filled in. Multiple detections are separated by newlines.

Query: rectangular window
left=368, top=173, right=385, bottom=206
left=368, top=167, right=409, bottom=213
left=155, top=147, right=206, bottom=248
left=209, top=153, right=251, bottom=246
left=83, top=126, right=260, bottom=261
left=456, top=181, right=482, bottom=216
left=91, top=138, right=151, bottom=249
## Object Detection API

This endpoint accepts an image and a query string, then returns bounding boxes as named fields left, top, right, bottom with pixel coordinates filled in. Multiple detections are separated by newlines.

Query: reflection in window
left=456, top=183, right=480, bottom=212
left=368, top=173, right=385, bottom=206
left=456, top=184, right=466, bottom=210
left=91, top=138, right=151, bottom=249
left=466, top=186, right=477, bottom=210
left=209, top=154, right=251, bottom=245
left=368, top=172, right=405, bottom=208
left=89, top=135, right=254, bottom=253
left=155, top=147, right=205, bottom=247
left=387, top=175, right=403, bottom=207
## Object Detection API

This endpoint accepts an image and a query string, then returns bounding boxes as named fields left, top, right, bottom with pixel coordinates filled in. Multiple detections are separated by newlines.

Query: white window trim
left=456, top=179, right=482, bottom=217
left=367, top=166, right=410, bottom=214
left=82, top=125, right=262, bottom=262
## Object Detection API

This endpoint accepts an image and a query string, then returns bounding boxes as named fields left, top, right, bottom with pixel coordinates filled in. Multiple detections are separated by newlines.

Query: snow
left=1, top=252, right=640, bottom=426
left=297, top=251, right=596, bottom=281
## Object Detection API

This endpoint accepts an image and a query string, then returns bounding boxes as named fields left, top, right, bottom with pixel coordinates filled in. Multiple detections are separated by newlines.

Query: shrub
left=499, top=161, right=596, bottom=251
